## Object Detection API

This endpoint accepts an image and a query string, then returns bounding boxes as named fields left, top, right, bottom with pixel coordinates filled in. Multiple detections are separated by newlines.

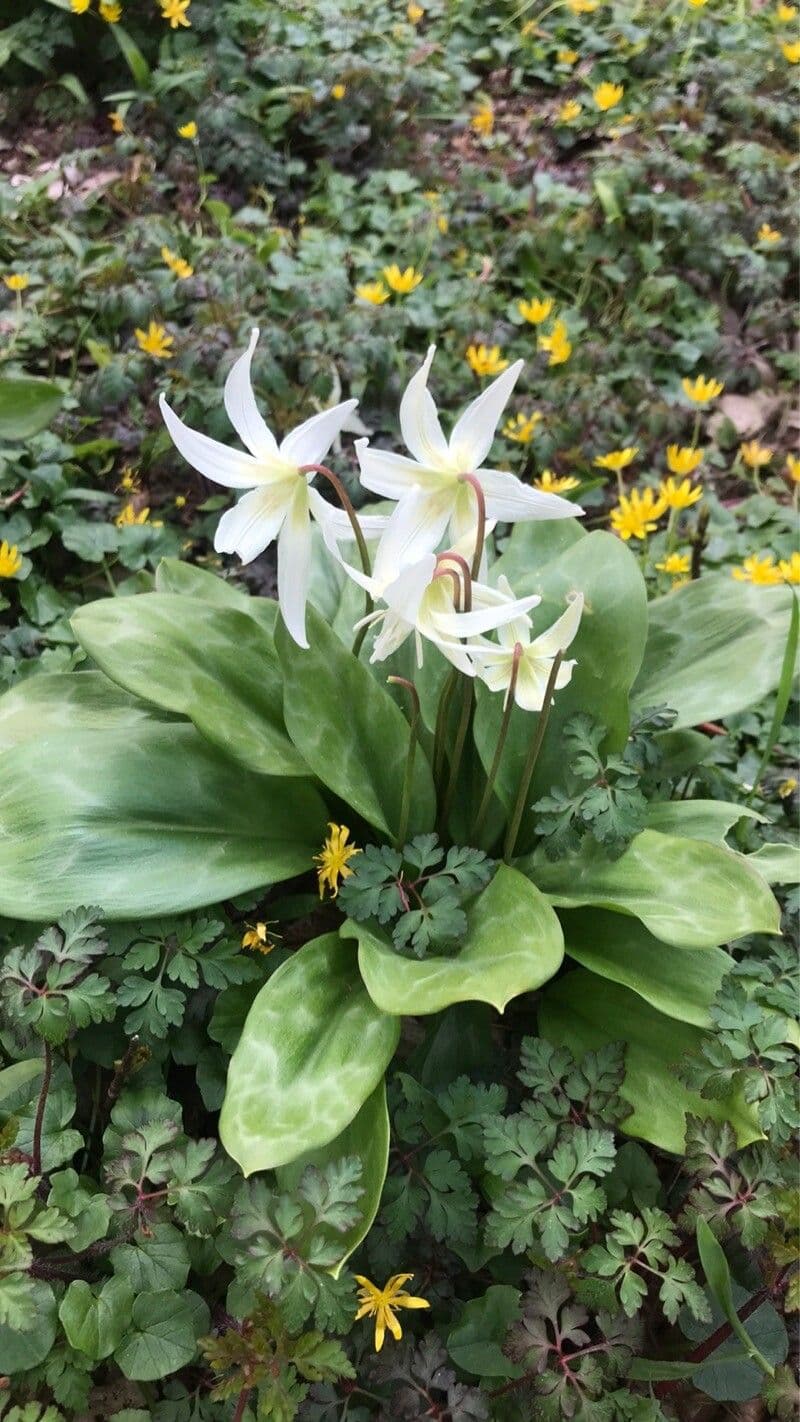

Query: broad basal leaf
left=0, top=375, right=63, bottom=441
left=645, top=800, right=763, bottom=844
left=0, top=670, right=167, bottom=754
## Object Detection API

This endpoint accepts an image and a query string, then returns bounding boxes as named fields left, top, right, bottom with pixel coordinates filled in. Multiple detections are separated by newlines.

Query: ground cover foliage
left=0, top=0, right=798, bottom=1418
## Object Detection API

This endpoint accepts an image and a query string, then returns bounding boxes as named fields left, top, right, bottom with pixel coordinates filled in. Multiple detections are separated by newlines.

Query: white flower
left=355, top=345, right=582, bottom=569
left=159, top=328, right=385, bottom=647
left=472, top=576, right=584, bottom=711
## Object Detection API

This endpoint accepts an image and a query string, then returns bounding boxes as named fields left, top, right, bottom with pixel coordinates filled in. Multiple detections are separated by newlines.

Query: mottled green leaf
left=645, top=800, right=763, bottom=844
left=0, top=670, right=166, bottom=754
left=0, top=376, right=63, bottom=440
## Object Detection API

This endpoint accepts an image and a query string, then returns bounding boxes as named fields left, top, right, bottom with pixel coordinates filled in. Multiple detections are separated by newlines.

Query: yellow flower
left=655, top=552, right=691, bottom=576
left=568, top=0, right=598, bottom=11
left=177, top=121, right=198, bottom=139
left=777, top=3, right=797, bottom=19
left=118, top=466, right=141, bottom=493
left=740, top=439, right=773, bottom=469
left=779, top=551, right=800, bottom=584
left=593, top=82, right=624, bottom=112
left=160, top=0, right=191, bottom=25
left=687, top=0, right=708, bottom=7
left=659, top=476, right=703, bottom=510
left=732, top=553, right=782, bottom=586
left=3, top=274, right=29, bottom=292
left=780, top=38, right=800, bottom=61
left=681, top=374, right=724, bottom=404
left=557, top=99, right=583, bottom=123
left=382, top=264, right=424, bottom=294
left=70, top=0, right=91, bottom=12
left=538, top=318, right=572, bottom=366
left=354, top=1274, right=430, bottom=1352
left=0, top=541, right=23, bottom=579
left=314, top=823, right=360, bottom=899
left=109, top=110, right=126, bottom=133
left=407, top=2, right=424, bottom=20
left=331, top=83, right=347, bottom=100
left=135, top=320, right=174, bottom=359
left=355, top=280, right=390, bottom=305
left=98, top=0, right=121, bottom=21
left=756, top=222, right=781, bottom=245
left=778, top=776, right=798, bottom=797
left=786, top=454, right=800, bottom=483
left=174, top=494, right=187, bottom=508
left=534, top=469, right=581, bottom=493
left=503, top=411, right=542, bottom=443
left=518, top=296, right=554, bottom=324
left=610, top=487, right=667, bottom=541
left=594, top=446, right=639, bottom=473
left=466, top=344, right=509, bottom=377
left=241, top=922, right=275, bottom=954
left=161, top=246, right=194, bottom=279
left=436, top=213, right=449, bottom=234
left=471, top=101, right=495, bottom=136
left=557, top=48, right=579, bottom=63
left=666, top=444, right=703, bottom=476
left=115, top=503, right=153, bottom=528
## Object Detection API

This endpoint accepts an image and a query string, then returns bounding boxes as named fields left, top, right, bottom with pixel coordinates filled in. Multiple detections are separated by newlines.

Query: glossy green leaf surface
left=746, top=841, right=800, bottom=884
left=155, top=557, right=278, bottom=634
left=0, top=375, right=63, bottom=440
left=539, top=971, right=761, bottom=1153
left=645, top=800, right=763, bottom=844
left=0, top=670, right=168, bottom=754
left=220, top=934, right=400, bottom=1176
left=345, top=864, right=563, bottom=1016
left=524, top=829, right=780, bottom=948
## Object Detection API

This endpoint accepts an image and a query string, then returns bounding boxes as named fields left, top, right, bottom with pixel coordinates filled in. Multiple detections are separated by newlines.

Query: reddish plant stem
left=458, top=471, right=487, bottom=578
left=654, top=1265, right=793, bottom=1399
left=232, top=1384, right=252, bottom=1422
left=300, top=463, right=372, bottom=653
left=31, top=1042, right=53, bottom=1177
left=472, top=642, right=523, bottom=843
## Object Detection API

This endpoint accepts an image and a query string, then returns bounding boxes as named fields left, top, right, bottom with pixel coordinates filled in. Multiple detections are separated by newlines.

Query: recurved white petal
left=381, top=554, right=439, bottom=621
left=448, top=361, right=523, bottom=469
left=223, top=328, right=281, bottom=461
left=277, top=480, right=313, bottom=648
left=214, top=482, right=293, bottom=564
left=280, top=398, right=359, bottom=468
left=160, top=393, right=265, bottom=489
left=432, top=591, right=540, bottom=638
left=478, top=466, right=582, bottom=522
left=528, top=591, right=584, bottom=658
left=356, top=441, right=441, bottom=500
left=398, top=345, right=450, bottom=468
left=307, top=487, right=388, bottom=558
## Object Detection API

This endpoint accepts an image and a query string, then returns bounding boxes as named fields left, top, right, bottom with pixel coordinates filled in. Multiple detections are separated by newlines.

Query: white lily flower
left=355, top=344, right=582, bottom=568
left=159, top=328, right=386, bottom=648
left=473, top=576, right=584, bottom=711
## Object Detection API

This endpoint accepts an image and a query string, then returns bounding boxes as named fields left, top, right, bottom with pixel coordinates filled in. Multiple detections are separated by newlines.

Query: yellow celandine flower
left=407, top=1, right=424, bottom=20
left=779, top=551, right=800, bottom=584
left=109, top=110, right=126, bottom=133
left=3, top=274, right=29, bottom=292
left=687, top=0, right=708, bottom=7
left=740, top=439, right=773, bottom=469
left=471, top=101, right=495, bottom=136
left=659, top=476, right=703, bottom=510
left=534, top=469, right=581, bottom=493
left=135, top=321, right=174, bottom=358
left=331, top=83, right=347, bottom=100
left=732, top=553, right=782, bottom=586
left=160, top=0, right=191, bottom=27
left=115, top=503, right=154, bottom=528
left=161, top=246, right=194, bottom=279
left=466, top=344, right=509, bottom=377
left=538, top=318, right=572, bottom=366
left=778, top=776, right=798, bottom=797
left=70, top=0, right=91, bottom=12
left=354, top=1274, right=430, bottom=1352
left=98, top=0, right=121, bottom=21
left=355, top=280, right=390, bottom=305
left=568, top=0, right=598, bottom=12
left=666, top=444, right=703, bottom=476
left=177, top=121, right=198, bottom=139
left=383, top=264, right=424, bottom=294
left=503, top=411, right=542, bottom=443
left=118, top=466, right=141, bottom=493
left=655, top=552, right=691, bottom=576
left=594, top=446, right=639, bottom=473
left=436, top=213, right=449, bottom=234
left=593, top=82, right=624, bottom=112
left=610, top=487, right=667, bottom=541
left=780, top=38, right=800, bottom=61
left=557, top=99, right=583, bottom=123
left=0, top=541, right=22, bottom=579
left=240, top=922, right=274, bottom=954
left=777, top=3, right=797, bottom=19
left=756, top=222, right=782, bottom=245
left=786, top=454, right=800, bottom=483
left=314, top=823, right=360, bottom=899
left=681, top=374, right=724, bottom=404
left=557, top=48, right=579, bottom=63
left=174, top=494, right=187, bottom=508
left=518, top=296, right=554, bottom=324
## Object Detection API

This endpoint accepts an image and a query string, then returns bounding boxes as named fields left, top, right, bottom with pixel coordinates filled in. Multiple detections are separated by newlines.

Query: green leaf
left=58, top=1277, right=134, bottom=1361
left=645, top=800, right=763, bottom=844
left=111, top=1223, right=190, bottom=1293
left=116, top=1289, right=209, bottom=1382
left=220, top=933, right=400, bottom=1175
left=746, top=842, right=800, bottom=884
left=523, top=829, right=780, bottom=948
left=0, top=376, right=63, bottom=441
left=110, top=22, right=152, bottom=89
left=0, top=671, right=162, bottom=755
left=539, top=970, right=761, bottom=1153
left=155, top=556, right=253, bottom=607
left=344, top=864, right=563, bottom=1016
left=696, top=1219, right=774, bottom=1377
left=447, top=1286, right=523, bottom=1380
left=72, top=593, right=305, bottom=779
left=276, top=606, right=435, bottom=838
left=0, top=1278, right=57, bottom=1373
left=0, top=1059, right=43, bottom=1106
left=632, top=576, right=799, bottom=729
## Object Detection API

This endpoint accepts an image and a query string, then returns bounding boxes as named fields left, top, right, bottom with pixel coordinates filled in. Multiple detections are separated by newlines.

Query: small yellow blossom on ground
left=659, top=476, right=703, bottom=510
left=135, top=320, right=174, bottom=358
left=0, top=542, right=22, bottom=579
left=174, top=494, right=187, bottom=508
left=160, top=0, right=191, bottom=27
left=681, top=374, right=724, bottom=403
left=538, top=318, right=572, bottom=366
left=756, top=222, right=782, bottom=245
left=471, top=100, right=495, bottom=136
left=177, top=121, right=198, bottom=139
left=356, top=280, right=390, bottom=305
left=777, top=3, right=797, bottom=20
left=557, top=49, right=579, bottom=63
left=331, top=83, right=347, bottom=100
left=503, top=411, right=542, bottom=443
left=70, top=0, right=91, bottom=12
left=518, top=296, right=554, bottom=324
left=732, top=553, right=782, bottom=585
left=466, top=344, right=509, bottom=377
left=520, top=18, right=538, bottom=35
left=535, top=469, right=581, bottom=493
left=109, top=110, right=126, bottom=133
left=687, top=0, right=708, bottom=8
left=593, top=82, right=624, bottom=112
left=161, top=246, right=194, bottom=279
left=610, top=487, right=667, bottom=540
left=594, top=446, right=639, bottom=474
left=436, top=213, right=449, bottom=234
left=656, top=552, right=691, bottom=576
left=241, top=922, right=275, bottom=954
left=115, top=503, right=153, bottom=528
left=786, top=454, right=800, bottom=483
left=568, top=0, right=598, bottom=12
left=315, top=823, right=360, bottom=898
left=407, top=2, right=424, bottom=20
left=3, top=273, right=29, bottom=292
left=354, top=1274, right=430, bottom=1352
left=666, top=444, right=703, bottom=476
left=778, top=776, right=798, bottom=797
left=383, top=264, right=423, bottom=294
left=99, top=0, right=122, bottom=21
left=557, top=99, right=583, bottom=123
left=740, top=439, right=773, bottom=469
left=780, top=38, right=800, bottom=61
left=118, top=466, right=141, bottom=493
left=779, top=551, right=800, bottom=584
